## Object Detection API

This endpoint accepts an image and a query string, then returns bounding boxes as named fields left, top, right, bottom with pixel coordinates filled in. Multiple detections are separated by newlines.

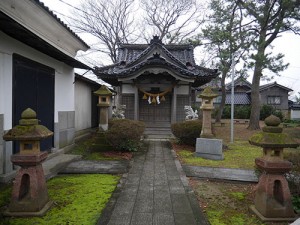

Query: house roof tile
left=225, top=92, right=251, bottom=105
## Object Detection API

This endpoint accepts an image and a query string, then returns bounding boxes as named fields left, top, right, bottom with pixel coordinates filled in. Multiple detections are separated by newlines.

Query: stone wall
left=57, top=111, right=75, bottom=148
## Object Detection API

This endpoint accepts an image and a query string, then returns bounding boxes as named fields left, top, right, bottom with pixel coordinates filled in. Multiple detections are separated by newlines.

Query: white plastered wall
left=75, top=80, right=93, bottom=131
left=0, top=31, right=75, bottom=129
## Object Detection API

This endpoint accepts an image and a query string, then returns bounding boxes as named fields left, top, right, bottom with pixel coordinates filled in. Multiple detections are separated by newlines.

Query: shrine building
left=94, top=36, right=219, bottom=132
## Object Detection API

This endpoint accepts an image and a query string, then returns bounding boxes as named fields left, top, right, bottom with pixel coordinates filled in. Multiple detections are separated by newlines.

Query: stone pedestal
left=195, top=138, right=223, bottom=160
left=5, top=151, right=53, bottom=216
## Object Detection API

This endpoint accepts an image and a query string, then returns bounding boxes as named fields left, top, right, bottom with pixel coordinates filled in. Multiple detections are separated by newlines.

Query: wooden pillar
left=134, top=86, right=138, bottom=120
left=171, top=86, right=177, bottom=124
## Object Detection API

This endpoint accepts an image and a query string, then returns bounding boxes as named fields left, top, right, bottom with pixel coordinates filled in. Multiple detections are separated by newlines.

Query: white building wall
left=75, top=81, right=92, bottom=131
left=291, top=110, right=300, bottom=120
left=0, top=31, right=74, bottom=125
left=122, top=84, right=135, bottom=94
left=176, top=85, right=189, bottom=95
left=0, top=51, right=12, bottom=130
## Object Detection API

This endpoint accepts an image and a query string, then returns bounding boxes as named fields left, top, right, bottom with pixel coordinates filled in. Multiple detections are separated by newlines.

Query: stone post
left=94, top=85, right=112, bottom=131
left=249, top=115, right=299, bottom=222
left=3, top=108, right=53, bottom=216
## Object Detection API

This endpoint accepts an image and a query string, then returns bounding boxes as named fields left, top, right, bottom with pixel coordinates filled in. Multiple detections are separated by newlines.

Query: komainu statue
left=112, top=105, right=126, bottom=119
left=184, top=105, right=198, bottom=120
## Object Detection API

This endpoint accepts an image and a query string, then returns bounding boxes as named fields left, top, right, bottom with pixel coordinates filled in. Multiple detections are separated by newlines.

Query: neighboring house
left=259, top=82, right=292, bottom=112
left=94, top=36, right=218, bottom=131
left=194, top=77, right=292, bottom=114
left=0, top=0, right=91, bottom=182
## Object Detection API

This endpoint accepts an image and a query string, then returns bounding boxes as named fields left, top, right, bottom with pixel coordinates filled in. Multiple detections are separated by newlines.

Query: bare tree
left=71, top=0, right=136, bottom=63
left=237, top=0, right=300, bottom=130
left=140, top=0, right=204, bottom=44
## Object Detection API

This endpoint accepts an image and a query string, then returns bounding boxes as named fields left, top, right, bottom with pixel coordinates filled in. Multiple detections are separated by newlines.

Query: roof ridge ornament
left=150, top=35, right=163, bottom=45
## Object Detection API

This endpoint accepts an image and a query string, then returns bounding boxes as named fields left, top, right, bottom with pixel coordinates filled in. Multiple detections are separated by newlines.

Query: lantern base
left=4, top=200, right=53, bottom=217
left=249, top=205, right=296, bottom=222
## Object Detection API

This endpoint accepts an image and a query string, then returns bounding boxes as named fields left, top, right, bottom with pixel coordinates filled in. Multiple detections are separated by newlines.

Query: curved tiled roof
left=94, top=36, right=218, bottom=86
left=35, top=0, right=89, bottom=49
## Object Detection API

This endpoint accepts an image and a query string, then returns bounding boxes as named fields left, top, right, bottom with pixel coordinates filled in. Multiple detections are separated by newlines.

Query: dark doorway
left=13, top=54, right=55, bottom=153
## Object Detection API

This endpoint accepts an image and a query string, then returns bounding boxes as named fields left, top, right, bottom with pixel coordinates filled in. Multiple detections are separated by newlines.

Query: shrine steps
left=143, top=127, right=174, bottom=139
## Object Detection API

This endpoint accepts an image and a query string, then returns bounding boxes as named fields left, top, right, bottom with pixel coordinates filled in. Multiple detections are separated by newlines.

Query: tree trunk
left=215, top=71, right=227, bottom=122
left=248, top=71, right=261, bottom=130
left=248, top=50, right=265, bottom=130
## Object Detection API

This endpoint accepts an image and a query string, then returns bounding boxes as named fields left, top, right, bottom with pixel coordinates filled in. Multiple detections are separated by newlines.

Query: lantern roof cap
left=198, top=86, right=218, bottom=99
left=249, top=115, right=299, bottom=148
left=3, top=108, right=53, bottom=141
left=94, top=85, right=113, bottom=96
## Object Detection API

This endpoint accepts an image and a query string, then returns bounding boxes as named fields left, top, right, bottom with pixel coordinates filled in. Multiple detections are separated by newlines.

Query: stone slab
left=60, top=160, right=129, bottom=174
left=42, top=154, right=82, bottom=179
left=183, top=165, right=258, bottom=182
left=249, top=205, right=297, bottom=222
left=195, top=138, right=223, bottom=160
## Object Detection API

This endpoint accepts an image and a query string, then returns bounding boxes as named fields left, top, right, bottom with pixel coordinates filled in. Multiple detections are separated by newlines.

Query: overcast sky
left=40, top=0, right=300, bottom=99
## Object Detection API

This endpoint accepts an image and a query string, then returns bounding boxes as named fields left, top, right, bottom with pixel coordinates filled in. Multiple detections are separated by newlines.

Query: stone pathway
left=99, top=140, right=208, bottom=225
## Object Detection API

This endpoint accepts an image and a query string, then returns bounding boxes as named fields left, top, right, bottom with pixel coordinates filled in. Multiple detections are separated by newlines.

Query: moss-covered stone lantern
left=3, top=108, right=53, bottom=216
left=198, top=86, right=218, bottom=138
left=94, top=85, right=112, bottom=131
left=249, top=115, right=299, bottom=221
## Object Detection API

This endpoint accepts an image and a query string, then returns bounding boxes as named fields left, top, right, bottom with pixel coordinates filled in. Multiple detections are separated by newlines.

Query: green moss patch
left=191, top=179, right=264, bottom=225
left=0, top=174, right=119, bottom=225
left=175, top=141, right=262, bottom=169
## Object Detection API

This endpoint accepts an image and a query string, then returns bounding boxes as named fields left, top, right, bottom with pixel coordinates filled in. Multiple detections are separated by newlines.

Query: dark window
left=267, top=96, right=281, bottom=105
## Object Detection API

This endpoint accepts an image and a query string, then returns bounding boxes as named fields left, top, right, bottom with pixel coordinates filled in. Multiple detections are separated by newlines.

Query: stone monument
left=195, top=87, right=223, bottom=160
left=249, top=115, right=299, bottom=221
left=94, top=85, right=113, bottom=131
left=3, top=108, right=53, bottom=216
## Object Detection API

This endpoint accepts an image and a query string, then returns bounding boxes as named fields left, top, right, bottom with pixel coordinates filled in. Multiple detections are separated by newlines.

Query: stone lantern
left=198, top=86, right=218, bottom=138
left=249, top=115, right=299, bottom=221
left=94, top=85, right=112, bottom=131
left=3, top=108, right=53, bottom=216
left=195, top=86, right=223, bottom=160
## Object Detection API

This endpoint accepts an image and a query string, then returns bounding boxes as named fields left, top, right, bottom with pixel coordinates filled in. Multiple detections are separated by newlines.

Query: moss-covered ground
left=190, top=179, right=289, bottom=225
left=174, top=140, right=262, bottom=169
left=0, top=174, right=119, bottom=225
left=174, top=121, right=300, bottom=225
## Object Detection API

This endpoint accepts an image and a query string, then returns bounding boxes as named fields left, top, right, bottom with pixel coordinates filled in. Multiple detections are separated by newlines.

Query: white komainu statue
left=184, top=105, right=198, bottom=120
left=112, top=105, right=126, bottom=119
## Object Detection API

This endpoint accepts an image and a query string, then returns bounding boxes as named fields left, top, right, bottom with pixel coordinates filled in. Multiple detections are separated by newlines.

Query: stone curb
left=182, top=165, right=258, bottom=183
left=171, top=148, right=210, bottom=225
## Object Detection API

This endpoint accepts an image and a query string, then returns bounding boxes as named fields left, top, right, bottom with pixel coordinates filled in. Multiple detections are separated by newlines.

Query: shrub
left=171, top=120, right=202, bottom=146
left=105, top=119, right=145, bottom=151
left=221, top=105, right=251, bottom=119
left=260, top=104, right=284, bottom=121
left=260, top=104, right=274, bottom=120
